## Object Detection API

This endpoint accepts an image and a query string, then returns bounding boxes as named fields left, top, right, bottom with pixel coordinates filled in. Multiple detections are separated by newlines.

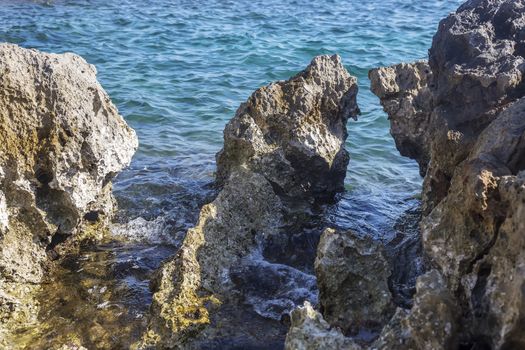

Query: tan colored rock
left=315, top=228, right=394, bottom=335
left=216, top=55, right=359, bottom=202
left=373, top=270, right=459, bottom=350
left=285, top=302, right=361, bottom=350
left=141, top=170, right=283, bottom=348
left=0, top=43, right=137, bottom=344
left=142, top=55, right=359, bottom=348
left=369, top=61, right=433, bottom=176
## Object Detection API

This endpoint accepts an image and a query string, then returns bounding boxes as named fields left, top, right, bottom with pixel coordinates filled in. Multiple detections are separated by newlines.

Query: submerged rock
left=216, top=55, right=359, bottom=203
left=0, top=43, right=137, bottom=343
left=315, top=228, right=394, bottom=336
left=143, top=55, right=359, bottom=348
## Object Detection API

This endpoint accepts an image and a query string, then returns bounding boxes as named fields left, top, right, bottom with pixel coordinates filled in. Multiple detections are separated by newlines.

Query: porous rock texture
left=315, top=228, right=394, bottom=335
left=285, top=302, right=361, bottom=350
left=141, top=55, right=359, bottom=349
left=364, top=0, right=525, bottom=349
left=369, top=61, right=433, bottom=176
left=141, top=170, right=283, bottom=347
left=0, top=43, right=137, bottom=343
left=216, top=54, right=360, bottom=203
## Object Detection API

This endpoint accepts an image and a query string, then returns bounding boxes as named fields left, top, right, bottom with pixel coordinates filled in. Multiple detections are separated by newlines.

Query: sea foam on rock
left=140, top=55, right=360, bottom=349
left=0, top=43, right=137, bottom=344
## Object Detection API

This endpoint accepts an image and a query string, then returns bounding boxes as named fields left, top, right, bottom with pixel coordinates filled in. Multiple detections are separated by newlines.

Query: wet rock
left=0, top=43, right=137, bottom=343
left=284, top=302, right=361, bottom=350
left=216, top=55, right=360, bottom=203
left=369, top=61, right=433, bottom=176
left=142, top=55, right=359, bottom=348
left=315, top=228, right=394, bottom=336
left=367, top=1, right=525, bottom=349
left=373, top=270, right=459, bottom=350
left=141, top=170, right=283, bottom=348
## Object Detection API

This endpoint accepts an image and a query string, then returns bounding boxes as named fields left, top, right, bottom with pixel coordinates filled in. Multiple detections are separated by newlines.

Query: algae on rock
left=142, top=55, right=360, bottom=349
left=0, top=43, right=137, bottom=346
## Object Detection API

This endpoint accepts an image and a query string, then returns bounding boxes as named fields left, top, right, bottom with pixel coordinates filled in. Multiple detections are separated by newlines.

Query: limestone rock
left=424, top=0, right=525, bottom=212
left=0, top=43, right=137, bottom=341
left=367, top=1, right=525, bottom=348
left=373, top=270, right=459, bottom=350
left=141, top=170, right=283, bottom=348
left=315, top=228, right=394, bottom=335
left=143, top=55, right=358, bottom=348
left=369, top=61, right=433, bottom=176
left=216, top=55, right=359, bottom=202
left=284, top=302, right=361, bottom=350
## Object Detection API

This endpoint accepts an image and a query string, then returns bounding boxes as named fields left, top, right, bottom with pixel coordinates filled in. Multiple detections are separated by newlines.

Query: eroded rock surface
left=285, top=302, right=361, bottom=350
left=141, top=170, right=282, bottom=347
left=315, top=228, right=394, bottom=336
left=142, top=55, right=359, bottom=349
left=0, top=43, right=137, bottom=344
left=216, top=55, right=359, bottom=203
left=369, top=61, right=433, bottom=176
left=363, top=0, right=525, bottom=349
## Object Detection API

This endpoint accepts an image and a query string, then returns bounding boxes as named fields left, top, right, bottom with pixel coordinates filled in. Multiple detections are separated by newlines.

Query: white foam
left=0, top=191, right=8, bottom=233
left=110, top=216, right=179, bottom=245
left=241, top=244, right=319, bottom=320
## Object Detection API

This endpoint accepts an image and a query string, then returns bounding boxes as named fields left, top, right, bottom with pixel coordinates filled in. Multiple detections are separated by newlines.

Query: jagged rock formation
left=0, top=43, right=137, bottom=344
left=373, top=270, right=459, bottom=350
left=216, top=55, right=360, bottom=203
left=363, top=0, right=525, bottom=349
left=141, top=170, right=282, bottom=347
left=369, top=61, right=433, bottom=176
left=286, top=0, right=525, bottom=349
left=141, top=55, right=359, bottom=348
left=285, top=302, right=360, bottom=350
left=315, top=229, right=394, bottom=335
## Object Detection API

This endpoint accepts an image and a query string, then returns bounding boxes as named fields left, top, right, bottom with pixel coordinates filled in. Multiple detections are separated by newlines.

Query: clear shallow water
left=0, top=0, right=463, bottom=347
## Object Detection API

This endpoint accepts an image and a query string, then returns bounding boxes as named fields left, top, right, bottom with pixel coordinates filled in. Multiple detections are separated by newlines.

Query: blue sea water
left=0, top=0, right=464, bottom=347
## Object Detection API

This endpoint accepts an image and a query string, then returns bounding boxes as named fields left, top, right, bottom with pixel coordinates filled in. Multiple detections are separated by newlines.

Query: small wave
left=110, top=216, right=182, bottom=245
left=231, top=245, right=318, bottom=321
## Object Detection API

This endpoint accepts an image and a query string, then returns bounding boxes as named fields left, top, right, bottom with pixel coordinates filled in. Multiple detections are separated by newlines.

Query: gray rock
left=315, top=228, right=394, bottom=335
left=373, top=270, right=459, bottom=350
left=0, top=43, right=137, bottom=343
left=369, top=61, right=433, bottom=176
left=216, top=55, right=359, bottom=203
left=367, top=1, right=525, bottom=349
left=141, top=55, right=359, bottom=348
left=424, top=0, right=525, bottom=212
left=285, top=302, right=361, bottom=350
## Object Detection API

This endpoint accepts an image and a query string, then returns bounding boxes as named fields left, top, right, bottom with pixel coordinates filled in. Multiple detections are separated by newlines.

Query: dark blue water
left=0, top=0, right=463, bottom=347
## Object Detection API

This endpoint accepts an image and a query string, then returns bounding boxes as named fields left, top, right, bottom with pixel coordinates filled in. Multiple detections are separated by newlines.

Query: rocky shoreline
left=1, top=0, right=524, bottom=349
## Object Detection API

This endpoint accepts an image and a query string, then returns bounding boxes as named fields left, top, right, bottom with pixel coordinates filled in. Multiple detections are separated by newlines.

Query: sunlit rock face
left=285, top=302, right=361, bottom=350
left=369, top=61, right=433, bottom=177
left=216, top=54, right=360, bottom=203
left=364, top=1, right=525, bottom=349
left=0, top=43, right=137, bottom=344
left=141, top=55, right=359, bottom=349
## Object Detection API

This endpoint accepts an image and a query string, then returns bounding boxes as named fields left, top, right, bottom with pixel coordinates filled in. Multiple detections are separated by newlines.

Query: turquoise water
left=0, top=0, right=462, bottom=235
left=0, top=0, right=464, bottom=347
